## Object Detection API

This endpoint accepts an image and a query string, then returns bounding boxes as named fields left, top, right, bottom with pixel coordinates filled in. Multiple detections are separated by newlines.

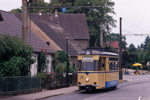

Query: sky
left=112, top=0, right=150, bottom=47
left=0, top=0, right=150, bottom=47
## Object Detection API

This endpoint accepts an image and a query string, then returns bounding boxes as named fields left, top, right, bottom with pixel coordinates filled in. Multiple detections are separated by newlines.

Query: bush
left=55, top=62, right=77, bottom=74
left=0, top=35, right=34, bottom=77
left=36, top=72, right=46, bottom=88
left=38, top=52, right=47, bottom=72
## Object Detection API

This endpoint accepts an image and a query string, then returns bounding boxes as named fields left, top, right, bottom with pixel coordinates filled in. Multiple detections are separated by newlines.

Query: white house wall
left=30, top=53, right=53, bottom=76
left=30, top=53, right=38, bottom=76
left=46, top=55, right=53, bottom=73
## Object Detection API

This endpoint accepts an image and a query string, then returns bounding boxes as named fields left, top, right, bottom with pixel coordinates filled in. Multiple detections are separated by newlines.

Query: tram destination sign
left=82, top=57, right=93, bottom=62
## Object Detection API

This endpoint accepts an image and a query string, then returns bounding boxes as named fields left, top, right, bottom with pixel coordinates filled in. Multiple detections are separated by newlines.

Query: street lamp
left=66, top=33, right=69, bottom=87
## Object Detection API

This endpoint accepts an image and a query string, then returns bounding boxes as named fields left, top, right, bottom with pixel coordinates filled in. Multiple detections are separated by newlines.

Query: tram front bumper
left=78, top=84, right=98, bottom=90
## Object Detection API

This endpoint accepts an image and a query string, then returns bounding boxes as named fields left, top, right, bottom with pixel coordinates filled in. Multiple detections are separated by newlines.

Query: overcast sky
left=0, top=0, right=150, bottom=47
left=112, top=0, right=150, bottom=47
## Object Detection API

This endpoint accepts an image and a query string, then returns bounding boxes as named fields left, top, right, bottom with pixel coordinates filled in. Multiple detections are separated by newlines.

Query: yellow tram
left=77, top=49, right=119, bottom=91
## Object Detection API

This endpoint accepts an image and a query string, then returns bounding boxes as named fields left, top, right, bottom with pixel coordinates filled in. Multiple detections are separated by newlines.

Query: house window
left=0, top=13, right=3, bottom=21
left=46, top=42, right=50, bottom=46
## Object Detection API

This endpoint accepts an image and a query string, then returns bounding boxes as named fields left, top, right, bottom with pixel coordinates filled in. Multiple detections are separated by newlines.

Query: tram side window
left=78, top=60, right=82, bottom=71
left=109, top=58, right=118, bottom=70
left=94, top=60, right=99, bottom=71
left=98, top=58, right=105, bottom=71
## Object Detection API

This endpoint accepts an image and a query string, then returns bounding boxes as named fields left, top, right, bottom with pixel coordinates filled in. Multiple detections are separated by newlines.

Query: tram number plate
left=80, top=76, right=83, bottom=79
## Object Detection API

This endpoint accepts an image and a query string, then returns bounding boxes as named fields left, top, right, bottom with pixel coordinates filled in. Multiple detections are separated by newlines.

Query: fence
left=46, top=73, right=77, bottom=89
left=0, top=76, right=41, bottom=94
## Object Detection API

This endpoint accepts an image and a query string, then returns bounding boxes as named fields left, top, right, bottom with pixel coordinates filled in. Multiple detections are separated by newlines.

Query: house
left=0, top=10, right=54, bottom=76
left=109, top=41, right=124, bottom=52
left=16, top=12, right=90, bottom=65
left=109, top=41, right=119, bottom=52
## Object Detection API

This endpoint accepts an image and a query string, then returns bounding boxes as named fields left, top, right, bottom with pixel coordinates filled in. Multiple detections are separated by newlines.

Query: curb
left=119, top=80, right=128, bottom=83
left=34, top=93, right=64, bottom=100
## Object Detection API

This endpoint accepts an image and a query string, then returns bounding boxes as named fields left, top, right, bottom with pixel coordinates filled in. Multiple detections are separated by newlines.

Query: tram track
left=118, top=79, right=150, bottom=88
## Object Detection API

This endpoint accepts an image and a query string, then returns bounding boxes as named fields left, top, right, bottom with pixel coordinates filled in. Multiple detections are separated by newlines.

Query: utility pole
left=100, top=21, right=103, bottom=47
left=66, top=34, right=69, bottom=87
left=119, top=17, right=123, bottom=80
left=22, top=0, right=28, bottom=43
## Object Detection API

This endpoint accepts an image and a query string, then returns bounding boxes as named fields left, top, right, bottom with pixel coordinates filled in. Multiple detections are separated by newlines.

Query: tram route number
left=80, top=76, right=84, bottom=79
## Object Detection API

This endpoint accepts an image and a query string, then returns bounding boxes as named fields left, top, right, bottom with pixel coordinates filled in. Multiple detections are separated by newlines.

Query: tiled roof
left=58, top=13, right=90, bottom=40
left=32, top=18, right=79, bottom=56
left=27, top=13, right=90, bottom=56
left=0, top=10, right=53, bottom=53
left=26, top=13, right=90, bottom=40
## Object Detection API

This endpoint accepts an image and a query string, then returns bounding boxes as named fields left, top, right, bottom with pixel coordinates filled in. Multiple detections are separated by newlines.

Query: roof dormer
left=0, top=13, right=3, bottom=21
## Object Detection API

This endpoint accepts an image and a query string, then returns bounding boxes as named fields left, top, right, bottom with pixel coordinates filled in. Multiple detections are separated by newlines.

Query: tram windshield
left=82, top=62, right=93, bottom=71
left=78, top=61, right=99, bottom=71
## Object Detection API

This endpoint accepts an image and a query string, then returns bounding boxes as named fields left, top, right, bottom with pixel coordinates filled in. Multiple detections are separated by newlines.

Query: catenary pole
left=119, top=17, right=123, bottom=80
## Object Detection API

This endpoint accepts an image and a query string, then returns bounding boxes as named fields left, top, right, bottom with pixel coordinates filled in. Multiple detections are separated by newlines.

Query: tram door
left=98, top=57, right=106, bottom=88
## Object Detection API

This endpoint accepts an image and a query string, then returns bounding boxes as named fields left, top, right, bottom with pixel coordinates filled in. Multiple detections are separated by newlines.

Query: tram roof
left=78, top=50, right=118, bottom=56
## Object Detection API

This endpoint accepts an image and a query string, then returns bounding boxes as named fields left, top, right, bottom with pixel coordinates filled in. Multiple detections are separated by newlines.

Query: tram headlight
left=94, top=82, right=97, bottom=85
left=78, top=82, right=81, bottom=84
left=86, top=78, right=89, bottom=82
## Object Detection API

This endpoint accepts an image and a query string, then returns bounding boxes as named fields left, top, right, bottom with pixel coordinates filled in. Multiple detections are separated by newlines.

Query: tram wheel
left=111, top=86, right=117, bottom=90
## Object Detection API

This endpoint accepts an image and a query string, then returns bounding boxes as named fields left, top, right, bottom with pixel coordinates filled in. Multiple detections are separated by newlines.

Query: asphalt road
left=42, top=75, right=150, bottom=100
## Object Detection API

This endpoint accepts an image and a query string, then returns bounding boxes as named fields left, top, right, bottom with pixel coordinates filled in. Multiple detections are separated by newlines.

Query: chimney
left=54, top=9, right=59, bottom=24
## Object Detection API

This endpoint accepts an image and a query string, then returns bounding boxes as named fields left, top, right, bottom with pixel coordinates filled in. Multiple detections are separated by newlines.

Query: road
left=42, top=75, right=150, bottom=100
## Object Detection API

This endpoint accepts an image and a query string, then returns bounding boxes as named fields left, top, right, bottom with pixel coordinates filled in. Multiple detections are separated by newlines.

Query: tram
left=77, top=49, right=119, bottom=91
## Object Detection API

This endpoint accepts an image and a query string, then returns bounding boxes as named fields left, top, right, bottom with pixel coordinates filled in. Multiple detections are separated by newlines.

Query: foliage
left=143, top=36, right=150, bottom=51
left=10, top=0, right=49, bottom=13
left=11, top=8, right=21, bottom=13
left=38, top=52, right=47, bottom=72
left=128, top=43, right=136, bottom=53
left=56, top=51, right=68, bottom=63
left=0, top=35, right=34, bottom=77
left=143, top=41, right=150, bottom=64
left=28, top=0, right=49, bottom=13
left=36, top=72, right=46, bottom=88
left=123, top=36, right=150, bottom=70
left=136, top=48, right=144, bottom=64
left=54, top=50, right=77, bottom=74
left=54, top=62, right=76, bottom=74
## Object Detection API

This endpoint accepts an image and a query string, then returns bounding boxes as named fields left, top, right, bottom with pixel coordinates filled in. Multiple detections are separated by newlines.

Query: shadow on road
left=79, top=87, right=118, bottom=94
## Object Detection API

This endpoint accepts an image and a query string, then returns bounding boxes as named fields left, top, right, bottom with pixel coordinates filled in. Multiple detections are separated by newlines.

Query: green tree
left=38, top=52, right=47, bottom=72
left=10, top=0, right=49, bottom=13
left=128, top=43, right=136, bottom=53
left=11, top=8, right=21, bottom=13
left=28, top=0, right=49, bottom=13
left=143, top=41, right=150, bottom=64
left=54, top=50, right=76, bottom=74
left=56, top=51, right=68, bottom=63
left=55, top=62, right=76, bottom=74
left=136, top=48, right=144, bottom=64
left=143, top=36, right=150, bottom=51
left=0, top=35, right=34, bottom=77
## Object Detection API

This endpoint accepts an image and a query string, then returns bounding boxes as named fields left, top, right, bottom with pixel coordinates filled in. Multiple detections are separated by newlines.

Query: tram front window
left=82, top=62, right=93, bottom=71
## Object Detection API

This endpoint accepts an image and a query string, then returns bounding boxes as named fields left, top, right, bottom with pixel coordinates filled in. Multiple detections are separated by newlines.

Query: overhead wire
left=113, top=16, right=150, bottom=36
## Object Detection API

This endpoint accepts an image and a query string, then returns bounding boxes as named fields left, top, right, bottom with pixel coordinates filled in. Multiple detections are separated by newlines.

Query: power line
left=114, top=27, right=150, bottom=36
left=122, top=34, right=150, bottom=36
left=123, top=19, right=150, bottom=34
left=28, top=6, right=102, bottom=9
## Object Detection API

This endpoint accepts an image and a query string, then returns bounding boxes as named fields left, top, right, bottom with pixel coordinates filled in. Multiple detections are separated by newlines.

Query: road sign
left=62, top=8, right=66, bottom=13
